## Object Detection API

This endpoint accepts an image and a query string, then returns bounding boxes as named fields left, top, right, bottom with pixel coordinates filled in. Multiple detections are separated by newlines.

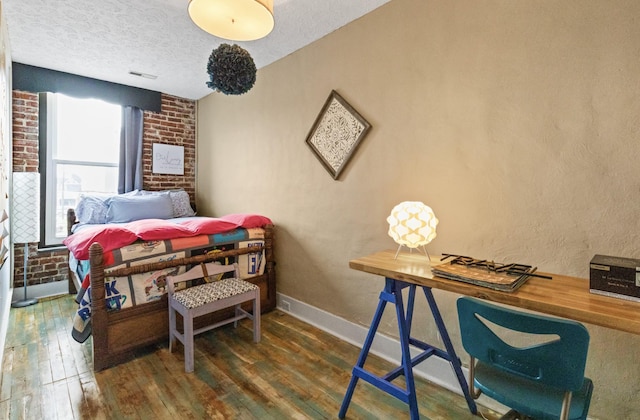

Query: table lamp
left=11, top=172, right=40, bottom=308
left=386, top=201, right=438, bottom=259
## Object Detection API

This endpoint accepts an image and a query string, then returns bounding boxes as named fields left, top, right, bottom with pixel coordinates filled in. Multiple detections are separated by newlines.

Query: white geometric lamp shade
left=386, top=201, right=438, bottom=259
left=12, top=172, right=41, bottom=244
left=11, top=172, right=40, bottom=307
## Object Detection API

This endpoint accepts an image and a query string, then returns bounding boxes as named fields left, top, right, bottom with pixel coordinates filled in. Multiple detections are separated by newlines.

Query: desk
left=339, top=250, right=640, bottom=419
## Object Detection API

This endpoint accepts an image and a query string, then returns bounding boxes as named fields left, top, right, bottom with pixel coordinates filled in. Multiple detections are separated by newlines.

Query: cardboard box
left=590, top=254, right=640, bottom=302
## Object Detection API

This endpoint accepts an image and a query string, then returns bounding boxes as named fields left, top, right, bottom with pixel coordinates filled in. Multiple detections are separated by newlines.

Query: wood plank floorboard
left=1, top=295, right=501, bottom=419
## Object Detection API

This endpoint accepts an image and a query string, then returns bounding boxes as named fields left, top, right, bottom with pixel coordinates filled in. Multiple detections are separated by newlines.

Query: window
left=40, top=93, right=122, bottom=246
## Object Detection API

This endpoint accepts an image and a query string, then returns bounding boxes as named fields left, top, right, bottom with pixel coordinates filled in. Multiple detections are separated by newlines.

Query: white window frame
left=41, top=93, right=120, bottom=246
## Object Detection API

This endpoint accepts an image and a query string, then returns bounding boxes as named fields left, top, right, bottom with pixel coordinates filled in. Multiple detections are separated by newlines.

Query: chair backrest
left=167, top=262, right=239, bottom=296
left=457, top=297, right=590, bottom=391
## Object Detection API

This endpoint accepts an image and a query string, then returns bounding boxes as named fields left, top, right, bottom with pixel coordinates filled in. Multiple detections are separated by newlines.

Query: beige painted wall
left=196, top=0, right=640, bottom=417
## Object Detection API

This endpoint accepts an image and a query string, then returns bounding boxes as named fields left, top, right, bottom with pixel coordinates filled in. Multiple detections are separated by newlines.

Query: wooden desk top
left=350, top=250, right=640, bottom=336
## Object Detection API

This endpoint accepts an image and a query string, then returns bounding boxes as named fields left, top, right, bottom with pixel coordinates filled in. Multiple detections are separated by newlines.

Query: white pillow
left=75, top=195, right=109, bottom=224
left=105, top=193, right=174, bottom=223
left=169, top=190, right=196, bottom=217
left=139, top=189, right=195, bottom=218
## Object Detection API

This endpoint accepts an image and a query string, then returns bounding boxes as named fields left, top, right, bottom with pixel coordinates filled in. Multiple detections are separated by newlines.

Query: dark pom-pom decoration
left=206, top=43, right=257, bottom=95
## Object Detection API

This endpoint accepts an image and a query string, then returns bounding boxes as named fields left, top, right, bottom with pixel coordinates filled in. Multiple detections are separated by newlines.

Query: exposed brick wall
left=12, top=91, right=38, bottom=172
left=12, top=245, right=68, bottom=287
left=142, top=95, right=196, bottom=199
left=11, top=91, right=197, bottom=288
left=11, top=91, right=46, bottom=288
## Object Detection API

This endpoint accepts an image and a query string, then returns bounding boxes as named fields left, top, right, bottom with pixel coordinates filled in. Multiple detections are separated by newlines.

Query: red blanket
left=63, top=214, right=272, bottom=260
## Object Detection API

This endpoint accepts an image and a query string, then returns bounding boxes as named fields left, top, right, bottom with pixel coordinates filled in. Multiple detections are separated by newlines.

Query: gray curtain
left=118, top=106, right=144, bottom=193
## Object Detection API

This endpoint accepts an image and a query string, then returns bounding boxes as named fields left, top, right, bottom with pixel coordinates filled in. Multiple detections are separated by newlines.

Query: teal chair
left=457, top=297, right=593, bottom=420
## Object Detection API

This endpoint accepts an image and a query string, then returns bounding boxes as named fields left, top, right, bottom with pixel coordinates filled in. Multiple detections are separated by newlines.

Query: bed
left=64, top=190, right=276, bottom=371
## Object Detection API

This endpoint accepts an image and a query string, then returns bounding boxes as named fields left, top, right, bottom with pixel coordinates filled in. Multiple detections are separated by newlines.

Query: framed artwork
left=305, top=90, right=371, bottom=180
left=152, top=143, right=184, bottom=175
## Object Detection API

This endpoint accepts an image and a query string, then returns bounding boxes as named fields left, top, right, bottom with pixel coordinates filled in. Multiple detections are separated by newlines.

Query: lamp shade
left=386, top=201, right=438, bottom=249
left=12, top=172, right=40, bottom=244
left=188, top=0, right=274, bottom=41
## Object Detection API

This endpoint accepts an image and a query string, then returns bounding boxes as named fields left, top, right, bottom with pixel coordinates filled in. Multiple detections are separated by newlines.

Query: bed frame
left=66, top=209, right=276, bottom=371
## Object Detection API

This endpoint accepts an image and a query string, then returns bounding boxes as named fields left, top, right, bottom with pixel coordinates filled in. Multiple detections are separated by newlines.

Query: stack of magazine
left=432, top=254, right=545, bottom=292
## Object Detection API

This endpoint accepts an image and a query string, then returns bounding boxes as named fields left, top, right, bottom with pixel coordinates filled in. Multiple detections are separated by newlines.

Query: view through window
left=43, top=93, right=121, bottom=245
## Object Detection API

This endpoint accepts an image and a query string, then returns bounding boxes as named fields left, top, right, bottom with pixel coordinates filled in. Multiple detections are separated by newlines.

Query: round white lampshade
left=188, top=0, right=274, bottom=41
left=386, top=201, right=438, bottom=248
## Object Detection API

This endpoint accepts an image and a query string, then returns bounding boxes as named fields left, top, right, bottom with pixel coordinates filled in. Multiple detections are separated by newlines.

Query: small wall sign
left=152, top=143, right=184, bottom=175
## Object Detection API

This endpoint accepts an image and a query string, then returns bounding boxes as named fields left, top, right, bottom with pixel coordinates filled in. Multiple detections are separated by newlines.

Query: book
left=432, top=258, right=535, bottom=292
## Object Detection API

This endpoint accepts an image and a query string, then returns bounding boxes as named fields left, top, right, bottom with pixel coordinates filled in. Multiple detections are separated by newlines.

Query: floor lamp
left=11, top=172, right=40, bottom=308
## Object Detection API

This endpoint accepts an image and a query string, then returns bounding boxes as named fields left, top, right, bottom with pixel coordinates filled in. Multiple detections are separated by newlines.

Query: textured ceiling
left=3, top=0, right=390, bottom=100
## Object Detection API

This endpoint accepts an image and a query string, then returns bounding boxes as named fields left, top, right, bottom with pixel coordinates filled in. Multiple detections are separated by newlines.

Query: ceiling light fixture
left=188, top=0, right=274, bottom=41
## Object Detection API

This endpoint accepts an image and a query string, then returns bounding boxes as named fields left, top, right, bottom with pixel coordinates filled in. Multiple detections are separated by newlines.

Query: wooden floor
left=1, top=295, right=498, bottom=419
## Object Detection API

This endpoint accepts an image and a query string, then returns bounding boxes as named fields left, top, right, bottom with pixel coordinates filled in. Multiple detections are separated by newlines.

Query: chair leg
left=253, top=289, right=261, bottom=343
left=499, top=410, right=531, bottom=420
left=184, top=311, right=195, bottom=373
left=234, top=304, right=240, bottom=328
left=168, top=304, right=176, bottom=353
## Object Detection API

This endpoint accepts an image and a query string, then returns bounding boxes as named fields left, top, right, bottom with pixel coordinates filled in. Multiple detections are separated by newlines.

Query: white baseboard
left=0, top=291, right=10, bottom=368
left=275, top=292, right=515, bottom=415
left=11, top=280, right=68, bottom=303
left=276, top=292, right=468, bottom=395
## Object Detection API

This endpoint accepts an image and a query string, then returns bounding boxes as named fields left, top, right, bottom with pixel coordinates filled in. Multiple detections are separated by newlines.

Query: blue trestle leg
left=338, top=278, right=477, bottom=419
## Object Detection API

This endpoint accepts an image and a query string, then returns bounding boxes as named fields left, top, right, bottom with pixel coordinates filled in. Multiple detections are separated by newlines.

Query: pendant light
left=188, top=0, right=274, bottom=41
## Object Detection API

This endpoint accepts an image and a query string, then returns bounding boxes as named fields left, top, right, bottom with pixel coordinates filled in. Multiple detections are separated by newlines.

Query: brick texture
left=143, top=95, right=196, bottom=199
left=11, top=90, right=197, bottom=288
